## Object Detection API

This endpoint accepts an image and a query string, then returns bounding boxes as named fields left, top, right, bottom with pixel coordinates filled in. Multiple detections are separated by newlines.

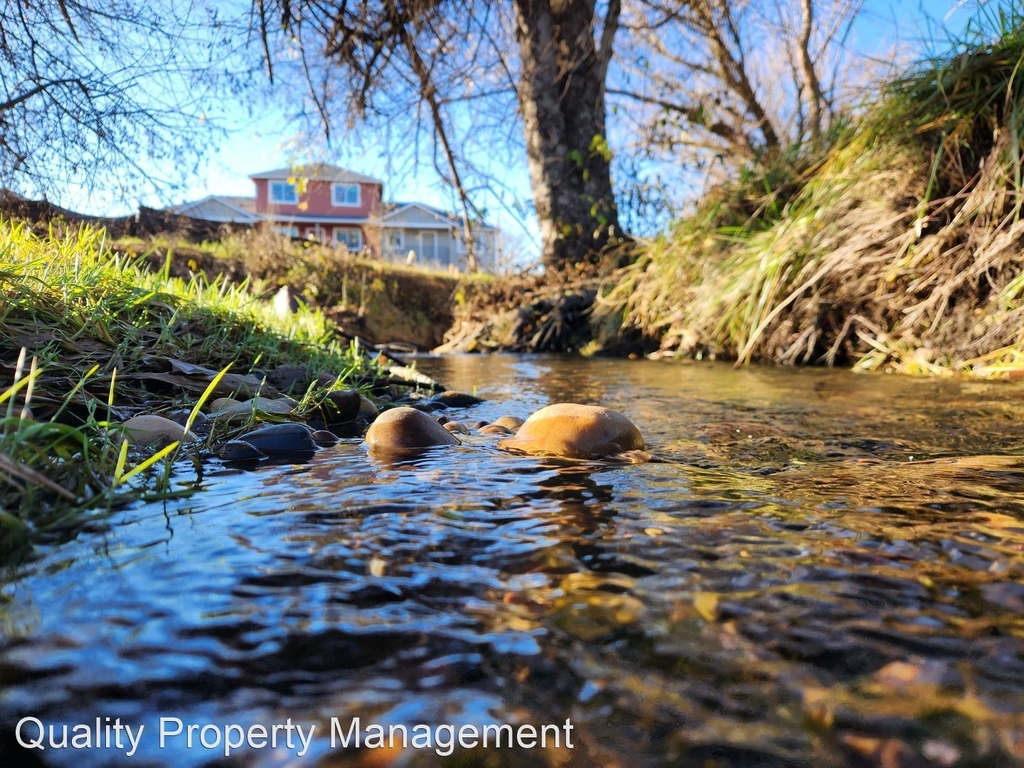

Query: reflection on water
left=3, top=356, right=1024, bottom=766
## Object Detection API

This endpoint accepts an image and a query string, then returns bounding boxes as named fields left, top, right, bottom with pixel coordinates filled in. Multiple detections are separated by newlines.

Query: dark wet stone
left=219, top=440, right=266, bottom=461
left=365, top=406, right=460, bottom=455
left=316, top=371, right=342, bottom=387
left=325, top=389, right=361, bottom=423
left=410, top=401, right=444, bottom=412
left=429, top=391, right=484, bottom=408
left=166, top=409, right=208, bottom=430
left=311, top=430, right=340, bottom=447
left=265, top=364, right=311, bottom=394
left=236, top=422, right=318, bottom=460
left=359, top=396, right=379, bottom=419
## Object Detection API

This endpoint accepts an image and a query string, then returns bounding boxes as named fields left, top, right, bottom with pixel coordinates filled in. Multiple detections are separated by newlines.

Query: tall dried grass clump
left=606, top=4, right=1024, bottom=376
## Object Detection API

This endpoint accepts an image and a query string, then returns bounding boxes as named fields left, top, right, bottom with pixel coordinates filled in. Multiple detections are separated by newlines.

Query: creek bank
left=596, top=16, right=1024, bottom=376
left=0, top=222, right=454, bottom=538
left=444, top=16, right=1024, bottom=376
left=111, top=235, right=463, bottom=351
left=104, top=239, right=460, bottom=350
left=0, top=196, right=466, bottom=351
left=435, top=271, right=649, bottom=356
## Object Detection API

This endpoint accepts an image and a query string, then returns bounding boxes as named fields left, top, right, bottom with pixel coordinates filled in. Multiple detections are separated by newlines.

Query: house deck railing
left=382, top=244, right=455, bottom=266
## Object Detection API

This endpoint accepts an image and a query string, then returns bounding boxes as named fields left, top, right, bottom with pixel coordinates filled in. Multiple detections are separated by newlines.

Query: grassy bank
left=0, top=221, right=382, bottom=544
left=112, top=228, right=470, bottom=350
left=604, top=5, right=1024, bottom=377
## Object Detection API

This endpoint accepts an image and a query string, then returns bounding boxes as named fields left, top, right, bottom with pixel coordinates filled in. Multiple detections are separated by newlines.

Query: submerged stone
left=311, top=429, right=340, bottom=447
left=492, top=415, right=524, bottom=430
left=365, top=406, right=460, bottom=455
left=498, top=403, right=644, bottom=459
left=479, top=424, right=514, bottom=436
left=219, top=440, right=266, bottom=461
left=210, top=396, right=297, bottom=423
left=430, top=391, right=484, bottom=408
left=235, top=422, right=317, bottom=460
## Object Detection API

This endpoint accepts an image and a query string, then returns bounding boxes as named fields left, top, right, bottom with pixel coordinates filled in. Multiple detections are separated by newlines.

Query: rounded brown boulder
left=498, top=403, right=644, bottom=459
left=365, top=406, right=461, bottom=455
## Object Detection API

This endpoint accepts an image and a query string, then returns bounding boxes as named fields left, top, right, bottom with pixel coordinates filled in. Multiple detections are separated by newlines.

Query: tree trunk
left=512, top=0, right=621, bottom=269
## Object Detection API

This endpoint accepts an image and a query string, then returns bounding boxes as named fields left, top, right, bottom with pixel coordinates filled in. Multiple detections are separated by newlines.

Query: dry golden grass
left=602, top=6, right=1024, bottom=377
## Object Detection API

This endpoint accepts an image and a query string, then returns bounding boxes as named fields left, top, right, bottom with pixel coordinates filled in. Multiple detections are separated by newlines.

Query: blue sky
left=63, top=0, right=985, bottom=260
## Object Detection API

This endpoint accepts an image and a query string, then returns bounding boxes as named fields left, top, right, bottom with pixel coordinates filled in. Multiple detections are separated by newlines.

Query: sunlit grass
left=0, top=219, right=375, bottom=535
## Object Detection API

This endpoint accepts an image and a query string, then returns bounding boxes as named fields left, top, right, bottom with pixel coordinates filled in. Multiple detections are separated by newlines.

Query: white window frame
left=331, top=183, right=361, bottom=208
left=273, top=225, right=299, bottom=238
left=333, top=227, right=363, bottom=250
left=385, top=229, right=403, bottom=250
left=270, top=181, right=298, bottom=204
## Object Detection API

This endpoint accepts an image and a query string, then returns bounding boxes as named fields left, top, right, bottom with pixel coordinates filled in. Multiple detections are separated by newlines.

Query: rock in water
left=234, top=422, right=317, bottom=461
left=219, top=440, right=266, bottom=462
left=479, top=424, right=513, bottom=436
left=492, top=415, right=524, bottom=430
left=429, top=391, right=484, bottom=408
left=498, top=403, right=644, bottom=459
left=365, top=406, right=460, bottom=455
left=117, top=415, right=198, bottom=447
left=326, top=389, right=362, bottom=423
left=359, top=396, right=379, bottom=419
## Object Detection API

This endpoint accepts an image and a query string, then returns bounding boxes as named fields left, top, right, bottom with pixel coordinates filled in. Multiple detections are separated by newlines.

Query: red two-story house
left=251, top=164, right=383, bottom=250
left=170, top=162, right=499, bottom=270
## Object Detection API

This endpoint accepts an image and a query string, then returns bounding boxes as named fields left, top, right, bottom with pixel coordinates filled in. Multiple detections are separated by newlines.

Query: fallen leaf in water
left=801, top=685, right=834, bottom=728
left=871, top=658, right=952, bottom=689
left=840, top=733, right=920, bottom=768
left=873, top=660, right=921, bottom=685
left=693, top=592, right=719, bottom=622
left=551, top=593, right=645, bottom=640
left=840, top=734, right=882, bottom=757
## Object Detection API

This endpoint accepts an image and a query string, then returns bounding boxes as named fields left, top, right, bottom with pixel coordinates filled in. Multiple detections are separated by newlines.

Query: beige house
left=377, top=202, right=498, bottom=271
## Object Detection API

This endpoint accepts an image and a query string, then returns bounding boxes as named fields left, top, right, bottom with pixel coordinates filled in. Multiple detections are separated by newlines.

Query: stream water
left=3, top=355, right=1024, bottom=767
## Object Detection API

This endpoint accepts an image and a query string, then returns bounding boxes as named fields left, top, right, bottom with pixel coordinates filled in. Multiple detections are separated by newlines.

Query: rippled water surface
left=4, top=356, right=1024, bottom=767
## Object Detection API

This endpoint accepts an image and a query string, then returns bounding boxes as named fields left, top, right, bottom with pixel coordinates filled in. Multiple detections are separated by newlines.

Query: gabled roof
left=250, top=163, right=382, bottom=185
left=378, top=201, right=496, bottom=231
left=169, top=195, right=261, bottom=223
left=219, top=195, right=256, bottom=213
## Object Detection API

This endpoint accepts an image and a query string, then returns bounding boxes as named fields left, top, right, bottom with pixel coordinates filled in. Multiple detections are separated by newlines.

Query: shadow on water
left=3, top=356, right=1024, bottom=766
